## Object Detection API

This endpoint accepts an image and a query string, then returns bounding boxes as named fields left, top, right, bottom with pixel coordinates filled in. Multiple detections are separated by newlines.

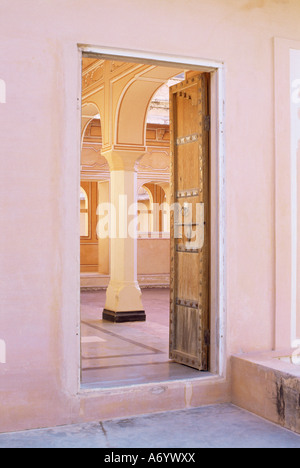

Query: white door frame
left=77, top=44, right=227, bottom=389
left=274, top=38, right=300, bottom=349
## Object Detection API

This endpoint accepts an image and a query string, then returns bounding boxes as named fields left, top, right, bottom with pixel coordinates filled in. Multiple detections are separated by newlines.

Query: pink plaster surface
left=0, top=0, right=300, bottom=432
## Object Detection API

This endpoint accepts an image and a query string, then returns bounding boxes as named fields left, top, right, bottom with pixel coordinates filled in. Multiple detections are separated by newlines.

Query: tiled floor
left=81, top=288, right=210, bottom=389
left=1, top=404, right=300, bottom=448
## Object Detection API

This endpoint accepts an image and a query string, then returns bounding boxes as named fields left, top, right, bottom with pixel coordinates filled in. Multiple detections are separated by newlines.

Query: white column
left=102, top=150, right=145, bottom=322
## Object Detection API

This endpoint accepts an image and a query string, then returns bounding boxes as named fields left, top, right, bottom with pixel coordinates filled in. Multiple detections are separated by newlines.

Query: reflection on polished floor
left=81, top=288, right=210, bottom=389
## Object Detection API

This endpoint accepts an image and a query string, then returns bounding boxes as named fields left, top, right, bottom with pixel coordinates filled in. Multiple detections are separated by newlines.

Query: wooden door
left=169, top=73, right=210, bottom=371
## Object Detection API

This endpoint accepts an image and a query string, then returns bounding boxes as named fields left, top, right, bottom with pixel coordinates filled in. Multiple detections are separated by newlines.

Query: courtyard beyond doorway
left=81, top=288, right=211, bottom=389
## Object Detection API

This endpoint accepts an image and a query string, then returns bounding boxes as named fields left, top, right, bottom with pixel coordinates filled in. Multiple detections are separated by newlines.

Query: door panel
left=175, top=306, right=199, bottom=358
left=169, top=73, right=210, bottom=371
left=177, top=144, right=199, bottom=190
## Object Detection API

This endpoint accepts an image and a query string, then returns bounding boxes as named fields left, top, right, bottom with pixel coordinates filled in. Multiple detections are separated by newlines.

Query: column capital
left=102, top=148, right=146, bottom=172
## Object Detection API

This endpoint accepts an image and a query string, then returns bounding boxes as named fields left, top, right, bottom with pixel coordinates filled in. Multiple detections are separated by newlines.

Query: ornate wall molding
left=82, top=62, right=104, bottom=91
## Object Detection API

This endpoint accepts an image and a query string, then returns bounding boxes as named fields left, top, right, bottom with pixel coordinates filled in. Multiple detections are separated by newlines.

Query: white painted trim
left=290, top=48, right=300, bottom=343
left=77, top=45, right=227, bottom=388
left=0, top=79, right=6, bottom=104
left=77, top=48, right=83, bottom=394
left=78, top=44, right=224, bottom=71
left=0, top=339, right=6, bottom=364
left=274, top=38, right=300, bottom=349
left=216, top=64, right=226, bottom=378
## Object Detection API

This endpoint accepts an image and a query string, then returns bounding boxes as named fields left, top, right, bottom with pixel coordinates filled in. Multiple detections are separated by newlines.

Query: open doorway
left=79, top=55, right=216, bottom=389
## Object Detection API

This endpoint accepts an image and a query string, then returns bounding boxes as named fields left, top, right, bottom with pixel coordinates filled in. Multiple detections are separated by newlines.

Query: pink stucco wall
left=1, top=0, right=300, bottom=432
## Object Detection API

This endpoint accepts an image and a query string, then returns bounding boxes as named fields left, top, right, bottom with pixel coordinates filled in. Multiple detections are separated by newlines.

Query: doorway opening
left=79, top=51, right=223, bottom=389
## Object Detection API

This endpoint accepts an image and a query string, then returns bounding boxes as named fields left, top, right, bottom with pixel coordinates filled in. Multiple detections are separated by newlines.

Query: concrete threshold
left=78, top=374, right=230, bottom=424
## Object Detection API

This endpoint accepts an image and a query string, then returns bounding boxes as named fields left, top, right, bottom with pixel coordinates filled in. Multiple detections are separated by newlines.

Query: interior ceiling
left=82, top=57, right=186, bottom=79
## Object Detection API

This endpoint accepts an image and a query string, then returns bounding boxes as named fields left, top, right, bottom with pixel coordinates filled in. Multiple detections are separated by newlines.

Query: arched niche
left=81, top=102, right=101, bottom=148
left=80, top=187, right=89, bottom=237
left=81, top=107, right=110, bottom=177
left=154, top=182, right=170, bottom=234
left=137, top=185, right=154, bottom=233
left=137, top=182, right=170, bottom=234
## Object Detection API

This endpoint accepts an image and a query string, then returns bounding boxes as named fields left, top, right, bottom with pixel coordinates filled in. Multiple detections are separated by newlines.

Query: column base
left=103, top=309, right=146, bottom=323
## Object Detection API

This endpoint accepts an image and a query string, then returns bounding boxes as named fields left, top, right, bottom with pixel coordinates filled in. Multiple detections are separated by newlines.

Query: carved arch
left=115, top=67, right=184, bottom=148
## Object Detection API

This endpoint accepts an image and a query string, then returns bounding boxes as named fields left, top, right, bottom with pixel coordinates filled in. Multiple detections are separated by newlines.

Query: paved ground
left=0, top=404, right=300, bottom=448
left=81, top=289, right=208, bottom=388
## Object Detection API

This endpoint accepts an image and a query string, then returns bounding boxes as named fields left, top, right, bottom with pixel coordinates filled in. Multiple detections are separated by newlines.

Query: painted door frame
left=77, top=45, right=227, bottom=390
left=274, top=38, right=300, bottom=349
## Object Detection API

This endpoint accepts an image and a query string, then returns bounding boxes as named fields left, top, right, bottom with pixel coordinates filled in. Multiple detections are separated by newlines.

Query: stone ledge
left=231, top=351, right=300, bottom=434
